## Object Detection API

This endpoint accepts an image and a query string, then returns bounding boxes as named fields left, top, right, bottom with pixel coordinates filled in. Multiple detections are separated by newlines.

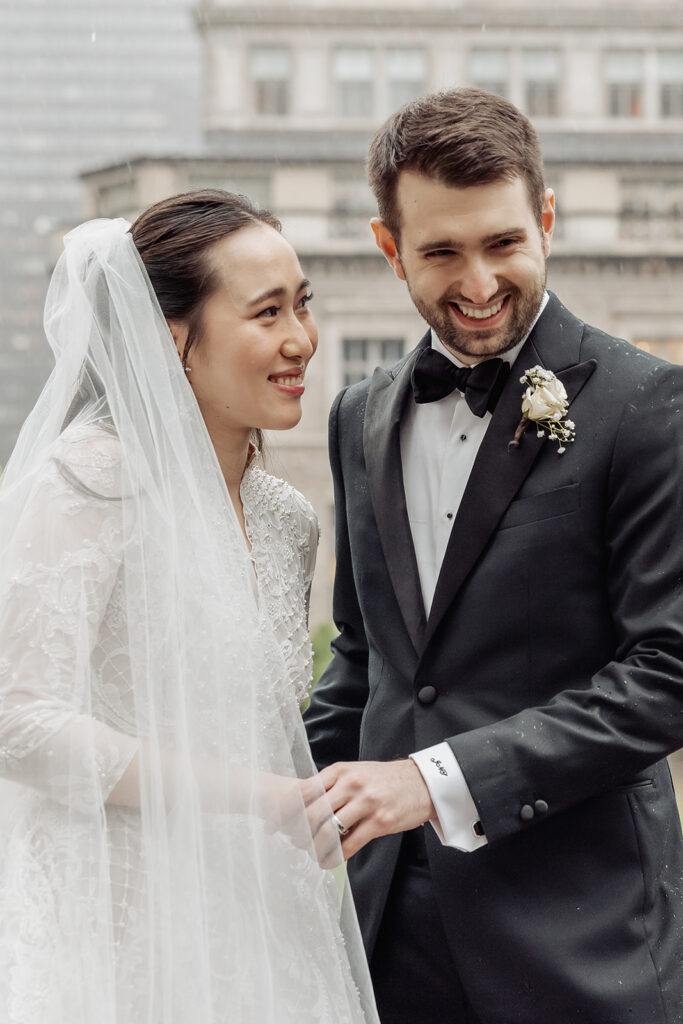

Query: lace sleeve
left=0, top=428, right=139, bottom=812
left=304, top=513, right=320, bottom=626
left=293, top=491, right=320, bottom=627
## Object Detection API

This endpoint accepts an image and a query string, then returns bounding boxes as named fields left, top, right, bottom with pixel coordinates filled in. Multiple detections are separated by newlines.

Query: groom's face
left=372, top=172, right=555, bottom=365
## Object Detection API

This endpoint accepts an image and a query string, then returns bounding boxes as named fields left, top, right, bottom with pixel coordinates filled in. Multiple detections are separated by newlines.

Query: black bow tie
left=411, top=348, right=510, bottom=417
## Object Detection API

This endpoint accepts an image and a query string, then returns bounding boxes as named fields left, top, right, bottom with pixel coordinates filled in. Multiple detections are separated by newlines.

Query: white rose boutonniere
left=509, top=366, right=576, bottom=454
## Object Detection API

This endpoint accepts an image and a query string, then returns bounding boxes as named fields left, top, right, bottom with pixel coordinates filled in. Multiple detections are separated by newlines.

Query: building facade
left=81, top=0, right=683, bottom=628
left=0, top=0, right=202, bottom=462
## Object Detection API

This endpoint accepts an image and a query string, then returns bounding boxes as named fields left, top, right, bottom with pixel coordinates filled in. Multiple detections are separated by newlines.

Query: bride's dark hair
left=130, top=189, right=282, bottom=456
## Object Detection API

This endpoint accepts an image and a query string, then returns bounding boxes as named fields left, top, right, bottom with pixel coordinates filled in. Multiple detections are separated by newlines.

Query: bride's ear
left=167, top=320, right=187, bottom=362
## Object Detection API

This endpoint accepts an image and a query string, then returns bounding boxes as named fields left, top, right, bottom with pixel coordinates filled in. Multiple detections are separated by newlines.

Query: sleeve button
left=534, top=799, right=549, bottom=814
left=417, top=685, right=438, bottom=705
left=520, top=804, right=535, bottom=822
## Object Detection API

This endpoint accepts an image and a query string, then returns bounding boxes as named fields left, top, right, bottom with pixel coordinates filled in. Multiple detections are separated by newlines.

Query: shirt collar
left=430, top=290, right=549, bottom=370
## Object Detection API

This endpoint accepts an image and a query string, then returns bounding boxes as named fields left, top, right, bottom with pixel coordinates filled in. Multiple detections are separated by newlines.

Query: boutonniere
left=509, top=366, right=576, bottom=454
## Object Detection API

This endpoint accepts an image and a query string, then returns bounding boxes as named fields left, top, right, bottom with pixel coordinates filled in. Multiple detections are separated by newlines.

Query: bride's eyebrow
left=247, top=286, right=286, bottom=307
left=246, top=279, right=310, bottom=307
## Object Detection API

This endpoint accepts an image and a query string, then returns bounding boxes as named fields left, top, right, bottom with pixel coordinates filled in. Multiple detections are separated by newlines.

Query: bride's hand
left=258, top=772, right=342, bottom=868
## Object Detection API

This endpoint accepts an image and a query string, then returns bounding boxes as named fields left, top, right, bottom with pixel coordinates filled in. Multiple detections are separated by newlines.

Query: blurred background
left=2, top=0, right=681, bottom=804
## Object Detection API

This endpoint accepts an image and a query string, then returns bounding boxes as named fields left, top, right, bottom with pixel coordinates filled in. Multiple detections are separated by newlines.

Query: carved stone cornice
left=194, top=4, right=683, bottom=33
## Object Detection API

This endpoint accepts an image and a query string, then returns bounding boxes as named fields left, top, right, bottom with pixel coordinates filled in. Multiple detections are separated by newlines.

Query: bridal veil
left=0, top=219, right=376, bottom=1022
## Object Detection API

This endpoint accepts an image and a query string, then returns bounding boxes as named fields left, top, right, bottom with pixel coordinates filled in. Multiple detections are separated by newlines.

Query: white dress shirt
left=406, top=294, right=548, bottom=851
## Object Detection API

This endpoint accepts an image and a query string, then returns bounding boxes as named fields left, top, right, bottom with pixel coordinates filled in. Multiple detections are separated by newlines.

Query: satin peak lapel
left=424, top=298, right=596, bottom=649
left=363, top=339, right=429, bottom=654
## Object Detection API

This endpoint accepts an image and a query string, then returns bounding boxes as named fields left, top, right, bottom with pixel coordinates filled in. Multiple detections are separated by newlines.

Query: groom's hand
left=302, top=759, right=437, bottom=860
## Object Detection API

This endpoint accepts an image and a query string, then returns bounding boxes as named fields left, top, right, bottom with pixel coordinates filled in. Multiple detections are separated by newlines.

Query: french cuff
left=410, top=742, right=488, bottom=852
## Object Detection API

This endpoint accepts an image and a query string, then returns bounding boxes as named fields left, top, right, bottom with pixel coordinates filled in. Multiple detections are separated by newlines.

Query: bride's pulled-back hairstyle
left=130, top=188, right=281, bottom=455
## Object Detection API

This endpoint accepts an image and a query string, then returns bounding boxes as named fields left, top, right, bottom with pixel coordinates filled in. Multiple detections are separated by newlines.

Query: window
left=522, top=50, right=560, bottom=116
left=387, top=49, right=427, bottom=110
left=658, top=52, right=683, bottom=118
left=620, top=176, right=683, bottom=241
left=95, top=180, right=136, bottom=218
left=342, top=337, right=406, bottom=386
left=330, top=170, right=375, bottom=239
left=604, top=51, right=643, bottom=117
left=249, top=47, right=290, bottom=116
left=334, top=48, right=374, bottom=118
left=468, top=50, right=509, bottom=98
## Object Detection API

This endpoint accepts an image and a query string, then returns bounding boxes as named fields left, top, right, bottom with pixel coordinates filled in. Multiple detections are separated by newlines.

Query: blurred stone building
left=0, top=0, right=202, bottom=461
left=80, top=0, right=683, bottom=626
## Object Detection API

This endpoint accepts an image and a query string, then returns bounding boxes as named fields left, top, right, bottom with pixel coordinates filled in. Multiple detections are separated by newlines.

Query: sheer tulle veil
left=0, top=219, right=377, bottom=1022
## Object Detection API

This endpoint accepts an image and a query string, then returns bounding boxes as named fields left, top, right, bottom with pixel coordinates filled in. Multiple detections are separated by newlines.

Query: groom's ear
left=370, top=219, right=406, bottom=282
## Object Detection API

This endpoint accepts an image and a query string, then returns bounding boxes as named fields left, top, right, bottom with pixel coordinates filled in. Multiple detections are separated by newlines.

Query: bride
left=0, top=191, right=378, bottom=1023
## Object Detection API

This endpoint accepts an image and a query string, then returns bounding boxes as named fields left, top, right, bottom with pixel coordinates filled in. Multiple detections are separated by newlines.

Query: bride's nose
left=281, top=315, right=317, bottom=361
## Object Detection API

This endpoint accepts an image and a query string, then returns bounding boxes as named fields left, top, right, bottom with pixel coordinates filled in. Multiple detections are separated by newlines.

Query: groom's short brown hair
left=367, top=88, right=546, bottom=240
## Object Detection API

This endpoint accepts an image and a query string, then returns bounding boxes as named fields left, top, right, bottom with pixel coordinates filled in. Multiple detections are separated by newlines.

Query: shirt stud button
left=460, top=434, right=467, bottom=442
left=446, top=512, right=453, bottom=520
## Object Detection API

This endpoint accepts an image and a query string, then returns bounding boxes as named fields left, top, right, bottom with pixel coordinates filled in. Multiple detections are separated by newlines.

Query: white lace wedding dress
left=0, top=423, right=373, bottom=1023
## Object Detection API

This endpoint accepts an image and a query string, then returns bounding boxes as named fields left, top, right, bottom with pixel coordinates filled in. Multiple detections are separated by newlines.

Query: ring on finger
left=332, top=813, right=350, bottom=836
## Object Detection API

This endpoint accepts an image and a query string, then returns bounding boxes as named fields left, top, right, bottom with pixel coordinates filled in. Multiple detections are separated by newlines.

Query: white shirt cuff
left=410, top=742, right=488, bottom=852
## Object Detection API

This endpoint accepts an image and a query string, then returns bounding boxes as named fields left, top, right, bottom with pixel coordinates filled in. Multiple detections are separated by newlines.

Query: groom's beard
left=406, top=272, right=546, bottom=363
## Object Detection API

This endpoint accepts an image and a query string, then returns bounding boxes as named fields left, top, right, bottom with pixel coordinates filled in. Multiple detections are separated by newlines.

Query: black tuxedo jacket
left=305, top=293, right=683, bottom=1022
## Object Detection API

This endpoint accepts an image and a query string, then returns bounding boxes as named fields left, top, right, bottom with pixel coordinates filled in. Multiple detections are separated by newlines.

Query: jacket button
left=520, top=804, right=535, bottom=821
left=534, top=799, right=549, bottom=814
left=417, top=685, right=438, bottom=705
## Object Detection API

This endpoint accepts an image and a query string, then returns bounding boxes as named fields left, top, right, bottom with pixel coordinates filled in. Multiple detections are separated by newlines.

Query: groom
left=304, top=88, right=683, bottom=1023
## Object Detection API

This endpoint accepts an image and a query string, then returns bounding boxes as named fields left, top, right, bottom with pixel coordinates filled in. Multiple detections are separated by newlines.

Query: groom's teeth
left=457, top=299, right=504, bottom=320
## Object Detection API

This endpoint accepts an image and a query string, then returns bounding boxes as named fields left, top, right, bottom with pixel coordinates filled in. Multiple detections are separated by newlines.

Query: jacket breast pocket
left=498, top=482, right=580, bottom=531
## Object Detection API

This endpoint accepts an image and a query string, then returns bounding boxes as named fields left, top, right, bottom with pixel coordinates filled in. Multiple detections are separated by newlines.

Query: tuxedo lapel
left=364, top=334, right=430, bottom=654
left=423, top=294, right=597, bottom=649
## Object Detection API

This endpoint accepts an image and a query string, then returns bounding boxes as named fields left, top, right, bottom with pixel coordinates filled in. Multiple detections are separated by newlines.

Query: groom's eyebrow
left=248, top=279, right=311, bottom=306
left=416, top=238, right=464, bottom=253
left=416, top=228, right=527, bottom=252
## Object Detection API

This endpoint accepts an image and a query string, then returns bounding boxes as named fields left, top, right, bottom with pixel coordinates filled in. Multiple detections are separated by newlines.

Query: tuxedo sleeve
left=449, top=360, right=683, bottom=844
left=304, top=389, right=370, bottom=770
